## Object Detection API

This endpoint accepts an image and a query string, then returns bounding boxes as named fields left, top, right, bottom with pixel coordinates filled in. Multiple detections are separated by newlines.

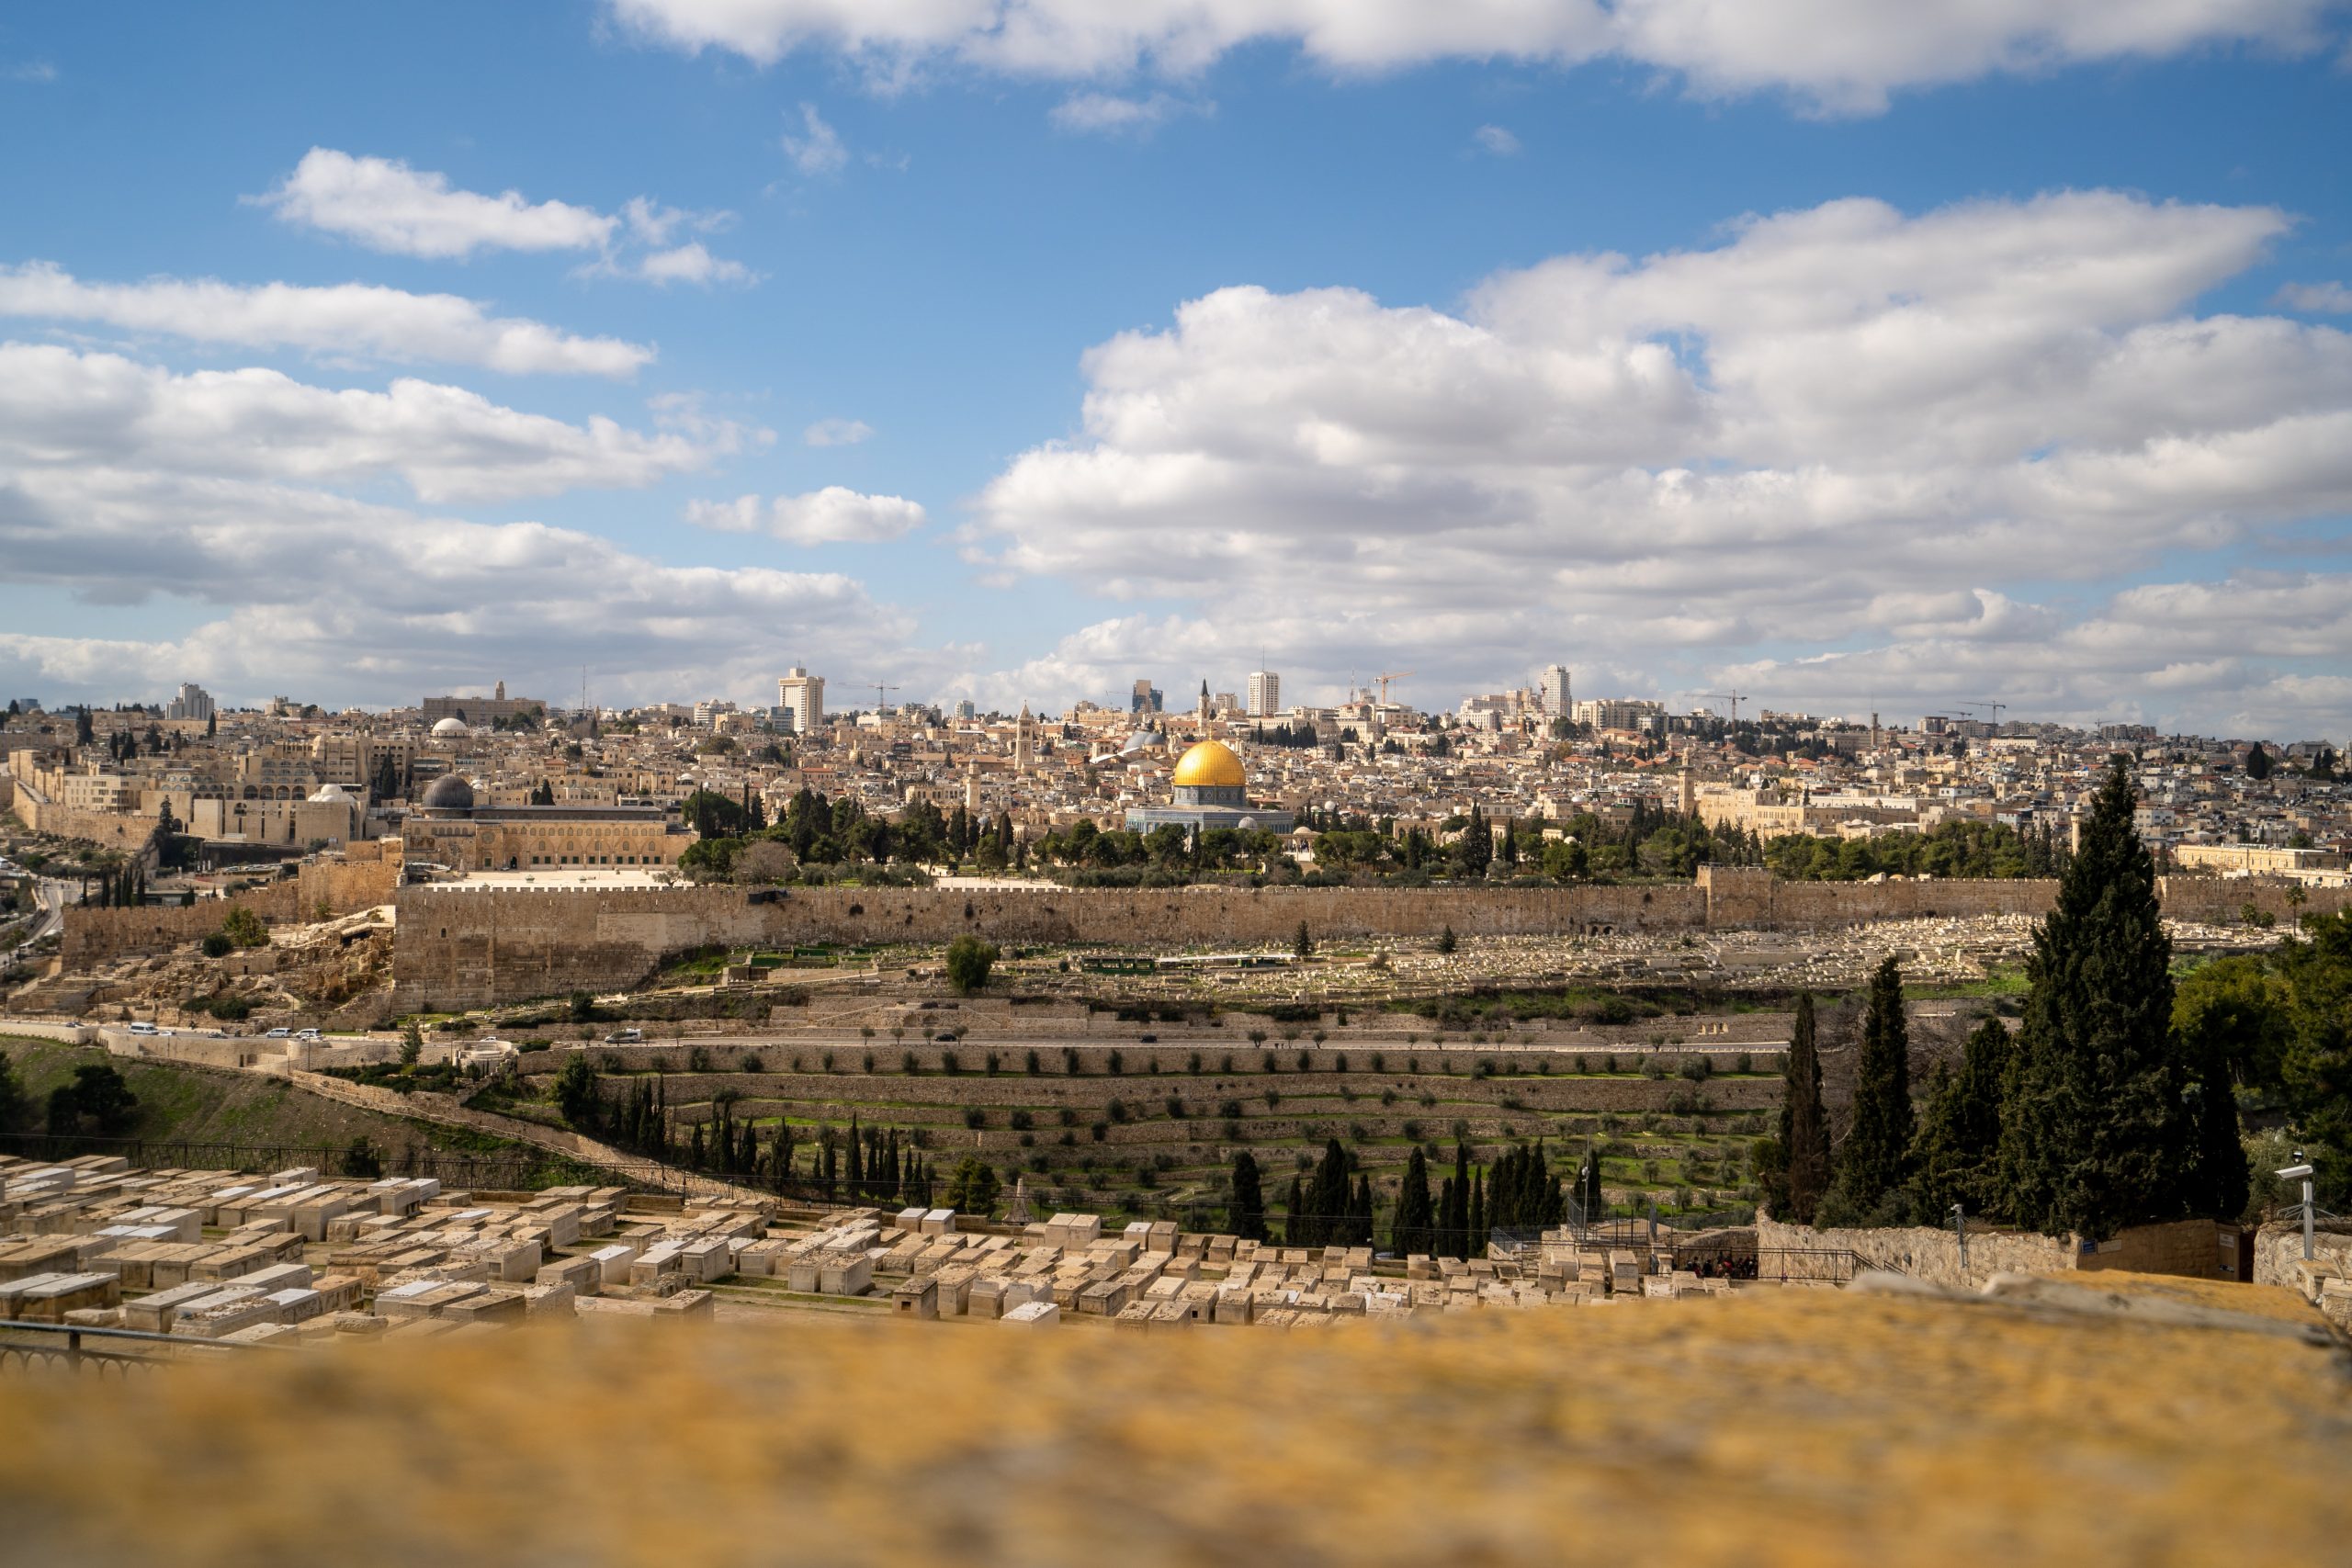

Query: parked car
left=603, top=1028, right=643, bottom=1044
left=294, top=1028, right=322, bottom=1041
left=264, top=1027, right=291, bottom=1039
left=126, top=1021, right=156, bottom=1036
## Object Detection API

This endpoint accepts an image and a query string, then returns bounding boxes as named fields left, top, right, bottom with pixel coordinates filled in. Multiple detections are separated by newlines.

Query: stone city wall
left=390, top=870, right=2352, bottom=1011
left=22, top=799, right=161, bottom=848
left=392, top=882, right=1708, bottom=1010
left=61, top=853, right=400, bottom=966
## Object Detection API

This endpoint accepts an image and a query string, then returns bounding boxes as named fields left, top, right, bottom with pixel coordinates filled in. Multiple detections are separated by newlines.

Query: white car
left=126, top=1021, right=157, bottom=1036
left=294, top=1028, right=322, bottom=1041
left=264, top=1027, right=291, bottom=1039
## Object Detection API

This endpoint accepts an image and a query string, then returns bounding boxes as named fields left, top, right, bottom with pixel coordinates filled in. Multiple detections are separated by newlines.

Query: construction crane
left=1955, top=700, right=2008, bottom=726
left=1372, top=671, right=1414, bottom=705
left=862, top=682, right=900, bottom=712
left=1696, top=691, right=1747, bottom=726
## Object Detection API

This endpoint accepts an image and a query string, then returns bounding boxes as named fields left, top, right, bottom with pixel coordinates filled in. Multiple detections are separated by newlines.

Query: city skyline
left=3, top=5, right=2350, bottom=735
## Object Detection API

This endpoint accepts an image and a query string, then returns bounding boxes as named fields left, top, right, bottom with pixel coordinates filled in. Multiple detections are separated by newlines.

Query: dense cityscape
left=6, top=3, right=2351, bottom=1563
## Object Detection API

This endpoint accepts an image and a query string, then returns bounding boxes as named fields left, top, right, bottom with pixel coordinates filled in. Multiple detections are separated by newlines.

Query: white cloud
left=782, top=103, right=849, bottom=175
left=803, top=417, right=875, bottom=446
left=606, top=0, right=2338, bottom=114
left=1049, top=92, right=1205, bottom=135
left=253, top=150, right=755, bottom=283
left=686, top=486, right=925, bottom=544
left=6, top=61, right=57, bottom=83
left=0, top=262, right=652, bottom=377
left=621, top=243, right=759, bottom=287
left=0, top=472, right=919, bottom=711
left=1473, top=124, right=1521, bottom=155
left=254, top=149, right=618, bottom=259
left=2278, top=280, right=2352, bottom=312
left=960, top=189, right=2352, bottom=736
left=0, top=343, right=752, bottom=502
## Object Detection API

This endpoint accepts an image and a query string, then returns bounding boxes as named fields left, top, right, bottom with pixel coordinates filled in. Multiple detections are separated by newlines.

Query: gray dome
left=420, top=774, right=475, bottom=812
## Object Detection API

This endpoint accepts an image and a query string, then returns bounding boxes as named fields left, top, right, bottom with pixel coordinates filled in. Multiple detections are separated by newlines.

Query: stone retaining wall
left=1757, top=1213, right=2229, bottom=1289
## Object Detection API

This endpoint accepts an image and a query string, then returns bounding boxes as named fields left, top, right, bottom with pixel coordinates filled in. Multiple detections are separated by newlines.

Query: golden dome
left=1171, top=739, right=1247, bottom=790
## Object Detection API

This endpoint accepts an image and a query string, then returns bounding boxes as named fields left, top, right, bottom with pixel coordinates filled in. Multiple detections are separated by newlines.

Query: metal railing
left=0, top=1319, right=261, bottom=1378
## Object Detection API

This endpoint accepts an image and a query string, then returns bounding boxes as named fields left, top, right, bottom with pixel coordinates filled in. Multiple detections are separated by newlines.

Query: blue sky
left=2, top=2, right=2349, bottom=739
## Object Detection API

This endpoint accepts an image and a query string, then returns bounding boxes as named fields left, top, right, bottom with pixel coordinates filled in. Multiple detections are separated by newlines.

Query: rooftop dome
left=308, top=784, right=354, bottom=805
left=430, top=716, right=469, bottom=738
left=1171, top=739, right=1246, bottom=791
left=420, top=774, right=475, bottom=812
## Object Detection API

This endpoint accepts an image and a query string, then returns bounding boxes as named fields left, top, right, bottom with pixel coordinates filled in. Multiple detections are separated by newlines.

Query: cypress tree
left=1435, top=1177, right=1459, bottom=1258
left=1392, top=1145, right=1434, bottom=1255
left=1908, top=1016, right=2013, bottom=1222
left=1832, top=956, right=1914, bottom=1220
left=1451, top=1141, right=1473, bottom=1257
left=1778, top=993, right=1832, bottom=1224
left=1282, top=1176, right=1306, bottom=1247
left=846, top=1114, right=864, bottom=1196
left=1229, top=1150, right=1268, bottom=1242
left=1997, top=761, right=2198, bottom=1236
left=1468, top=1168, right=1486, bottom=1254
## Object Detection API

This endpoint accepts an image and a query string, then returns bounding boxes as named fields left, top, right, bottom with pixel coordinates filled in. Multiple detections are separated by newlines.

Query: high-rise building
left=1248, top=669, right=1281, bottom=717
left=1539, top=665, right=1571, bottom=717
left=1130, top=678, right=1163, bottom=715
left=777, top=667, right=825, bottom=736
left=165, top=682, right=215, bottom=723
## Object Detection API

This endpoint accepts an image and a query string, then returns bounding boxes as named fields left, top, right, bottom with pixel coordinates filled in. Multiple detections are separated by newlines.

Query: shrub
left=942, top=1052, right=962, bottom=1076
left=1187, top=1052, right=1204, bottom=1075
left=1165, top=1095, right=1187, bottom=1120
left=1058, top=1107, right=1077, bottom=1126
left=964, top=1107, right=987, bottom=1130
left=1105, top=1097, right=1129, bottom=1123
left=901, top=1051, right=918, bottom=1074
left=985, top=1052, right=1001, bottom=1076
left=1091, top=1121, right=1109, bottom=1142
left=199, top=932, right=232, bottom=959
left=1218, top=1099, right=1243, bottom=1119
left=1106, top=1050, right=1124, bottom=1076
left=1009, top=1109, right=1035, bottom=1132
left=1026, top=1050, right=1042, bottom=1075
left=739, top=1052, right=763, bottom=1073
left=687, top=1047, right=712, bottom=1074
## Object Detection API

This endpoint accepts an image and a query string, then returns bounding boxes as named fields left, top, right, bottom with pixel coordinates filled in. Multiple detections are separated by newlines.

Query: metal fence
left=0, top=1319, right=258, bottom=1379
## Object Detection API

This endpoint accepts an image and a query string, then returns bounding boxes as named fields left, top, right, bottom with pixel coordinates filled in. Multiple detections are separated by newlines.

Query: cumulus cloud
left=803, top=417, right=875, bottom=446
left=781, top=103, right=849, bottom=175
left=0, top=343, right=751, bottom=502
left=0, top=262, right=652, bottom=377
left=0, top=471, right=921, bottom=711
left=1049, top=92, right=1205, bottom=134
left=686, top=486, right=926, bottom=544
left=254, top=149, right=754, bottom=283
left=1473, top=124, right=1521, bottom=155
left=254, top=149, right=618, bottom=259
left=961, top=189, right=2352, bottom=735
left=605, top=0, right=2337, bottom=114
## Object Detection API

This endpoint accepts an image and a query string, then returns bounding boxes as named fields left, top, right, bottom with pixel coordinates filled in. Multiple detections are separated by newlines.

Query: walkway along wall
left=385, top=871, right=2352, bottom=1010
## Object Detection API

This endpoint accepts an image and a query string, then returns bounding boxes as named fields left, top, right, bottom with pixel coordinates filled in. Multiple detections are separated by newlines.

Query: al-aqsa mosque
left=1124, top=739, right=1294, bottom=836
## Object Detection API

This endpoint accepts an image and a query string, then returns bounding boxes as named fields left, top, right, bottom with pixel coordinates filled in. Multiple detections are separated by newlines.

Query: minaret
left=964, top=762, right=980, bottom=814
left=1014, top=703, right=1033, bottom=773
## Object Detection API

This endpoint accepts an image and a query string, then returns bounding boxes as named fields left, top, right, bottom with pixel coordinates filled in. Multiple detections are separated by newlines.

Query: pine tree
left=1997, top=761, right=2199, bottom=1236
left=1832, top=956, right=1914, bottom=1220
left=1908, top=1016, right=2013, bottom=1222
left=1392, top=1145, right=1434, bottom=1255
left=1230, top=1150, right=1268, bottom=1242
left=1778, top=993, right=1831, bottom=1224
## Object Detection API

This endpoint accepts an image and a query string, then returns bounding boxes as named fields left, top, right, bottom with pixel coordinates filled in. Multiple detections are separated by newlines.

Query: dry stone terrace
left=3, top=1151, right=1768, bottom=1355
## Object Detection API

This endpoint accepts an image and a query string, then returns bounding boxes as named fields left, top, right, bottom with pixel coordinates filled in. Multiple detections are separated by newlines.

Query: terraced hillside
left=509, top=1038, right=1783, bottom=1226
